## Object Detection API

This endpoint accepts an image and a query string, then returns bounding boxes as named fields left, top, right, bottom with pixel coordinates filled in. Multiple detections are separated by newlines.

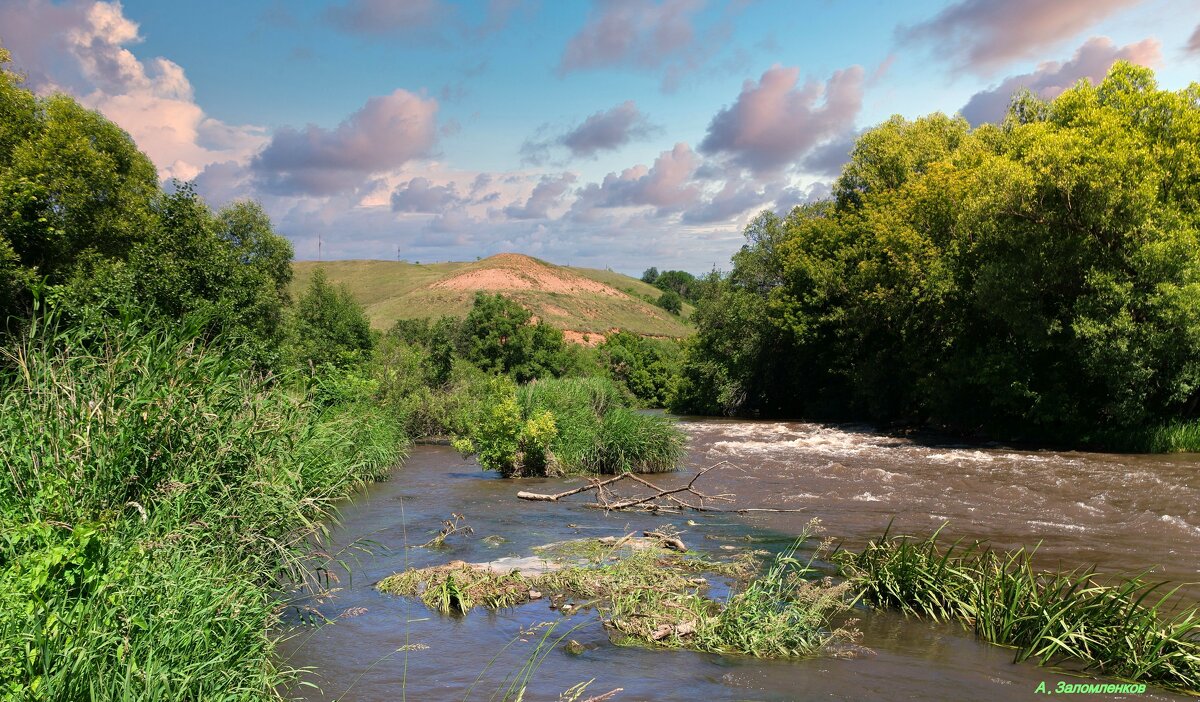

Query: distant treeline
left=669, top=63, right=1200, bottom=450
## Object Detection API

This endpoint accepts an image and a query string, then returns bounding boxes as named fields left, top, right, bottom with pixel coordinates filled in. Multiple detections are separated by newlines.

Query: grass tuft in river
left=836, top=526, right=1200, bottom=692
left=452, top=376, right=686, bottom=477
left=377, top=521, right=861, bottom=659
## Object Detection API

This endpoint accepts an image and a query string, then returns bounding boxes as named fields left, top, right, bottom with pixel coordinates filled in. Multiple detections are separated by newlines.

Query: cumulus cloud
left=503, top=173, right=577, bottom=219
left=390, top=176, right=463, bottom=213
left=571, top=143, right=700, bottom=218
left=898, top=0, right=1141, bottom=74
left=251, top=89, right=439, bottom=196
left=681, top=179, right=773, bottom=224
left=0, top=0, right=90, bottom=90
left=561, top=101, right=658, bottom=157
left=1, top=0, right=268, bottom=182
left=699, top=64, right=864, bottom=175
left=960, top=36, right=1161, bottom=125
left=560, top=0, right=699, bottom=71
left=802, top=130, right=860, bottom=178
left=521, top=100, right=658, bottom=164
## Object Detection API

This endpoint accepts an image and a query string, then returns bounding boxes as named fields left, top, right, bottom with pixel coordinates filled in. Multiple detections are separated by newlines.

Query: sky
left=1, top=0, right=1198, bottom=275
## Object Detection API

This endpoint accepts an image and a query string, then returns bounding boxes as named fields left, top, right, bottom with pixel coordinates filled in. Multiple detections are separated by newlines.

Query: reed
left=0, top=313, right=406, bottom=699
left=836, top=527, right=1200, bottom=692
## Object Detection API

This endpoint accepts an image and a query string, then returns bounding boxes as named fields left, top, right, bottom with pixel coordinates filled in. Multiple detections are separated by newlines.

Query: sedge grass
left=836, top=527, right=1200, bottom=692
left=0, top=312, right=406, bottom=700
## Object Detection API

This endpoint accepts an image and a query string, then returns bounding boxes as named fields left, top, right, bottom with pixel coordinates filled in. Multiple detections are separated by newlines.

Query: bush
left=597, top=331, right=679, bottom=407
left=289, top=268, right=374, bottom=369
left=452, top=377, right=685, bottom=476
left=656, top=290, right=683, bottom=315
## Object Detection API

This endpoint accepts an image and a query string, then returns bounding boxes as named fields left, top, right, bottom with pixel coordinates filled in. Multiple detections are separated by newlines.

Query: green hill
left=291, top=254, right=693, bottom=341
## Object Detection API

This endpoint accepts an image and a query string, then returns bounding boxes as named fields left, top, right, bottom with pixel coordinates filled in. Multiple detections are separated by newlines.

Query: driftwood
left=516, top=462, right=806, bottom=514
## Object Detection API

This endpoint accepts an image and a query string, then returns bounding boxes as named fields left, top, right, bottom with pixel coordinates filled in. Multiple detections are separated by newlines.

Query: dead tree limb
left=515, top=461, right=806, bottom=514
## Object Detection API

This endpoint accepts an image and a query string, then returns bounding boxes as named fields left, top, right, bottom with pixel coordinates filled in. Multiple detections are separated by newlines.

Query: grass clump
left=0, top=314, right=406, bottom=700
left=836, top=527, right=1200, bottom=692
left=378, top=524, right=859, bottom=660
left=452, top=376, right=685, bottom=477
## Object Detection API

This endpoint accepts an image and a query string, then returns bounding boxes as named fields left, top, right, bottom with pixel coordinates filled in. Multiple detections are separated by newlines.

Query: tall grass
left=0, top=313, right=406, bottom=700
left=518, top=377, right=685, bottom=474
left=1140, top=420, right=1200, bottom=453
left=836, top=527, right=1200, bottom=692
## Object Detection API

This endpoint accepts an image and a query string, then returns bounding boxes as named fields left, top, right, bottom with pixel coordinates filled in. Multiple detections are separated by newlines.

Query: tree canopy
left=0, top=51, right=294, bottom=366
left=672, top=63, right=1200, bottom=442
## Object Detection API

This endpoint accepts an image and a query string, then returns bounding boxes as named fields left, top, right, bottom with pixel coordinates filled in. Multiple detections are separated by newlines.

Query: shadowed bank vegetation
left=670, top=63, right=1200, bottom=451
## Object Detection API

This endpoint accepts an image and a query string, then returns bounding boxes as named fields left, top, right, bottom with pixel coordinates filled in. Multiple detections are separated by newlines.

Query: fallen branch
left=516, top=462, right=806, bottom=514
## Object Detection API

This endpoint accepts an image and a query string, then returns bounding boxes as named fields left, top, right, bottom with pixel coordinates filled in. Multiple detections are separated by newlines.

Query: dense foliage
left=452, top=376, right=685, bottom=477
left=642, top=266, right=704, bottom=304
left=595, top=330, right=679, bottom=407
left=673, top=64, right=1200, bottom=447
left=0, top=52, right=294, bottom=368
left=289, top=268, right=374, bottom=369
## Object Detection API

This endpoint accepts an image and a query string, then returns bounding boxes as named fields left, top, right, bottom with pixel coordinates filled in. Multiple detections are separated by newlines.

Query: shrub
left=452, top=377, right=685, bottom=476
left=656, top=290, right=683, bottom=315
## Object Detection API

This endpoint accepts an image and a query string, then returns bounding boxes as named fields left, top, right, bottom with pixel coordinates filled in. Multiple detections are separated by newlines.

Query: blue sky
left=2, top=0, right=1198, bottom=274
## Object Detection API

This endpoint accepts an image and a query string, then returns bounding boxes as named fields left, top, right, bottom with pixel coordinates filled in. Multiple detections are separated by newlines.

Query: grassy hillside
left=291, top=254, right=693, bottom=339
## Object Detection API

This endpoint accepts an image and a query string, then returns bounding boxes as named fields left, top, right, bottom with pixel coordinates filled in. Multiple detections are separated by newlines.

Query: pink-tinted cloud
left=0, top=0, right=89, bottom=90
left=503, top=173, right=577, bottom=219
left=681, top=178, right=773, bottom=224
left=522, top=100, right=659, bottom=163
left=1, top=0, right=267, bottom=182
left=1187, top=25, right=1200, bottom=54
left=572, top=142, right=700, bottom=218
left=251, top=89, right=439, bottom=196
left=960, top=36, right=1161, bottom=125
left=898, top=0, right=1142, bottom=74
left=390, top=177, right=463, bottom=213
left=559, top=0, right=703, bottom=76
left=699, top=64, right=864, bottom=175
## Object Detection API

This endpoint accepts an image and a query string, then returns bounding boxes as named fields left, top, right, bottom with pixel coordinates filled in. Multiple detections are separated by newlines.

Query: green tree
left=652, top=269, right=697, bottom=300
left=291, top=268, right=373, bottom=369
left=641, top=266, right=659, bottom=284
left=459, top=292, right=569, bottom=382
left=675, top=63, right=1200, bottom=443
left=656, top=289, right=683, bottom=315
left=0, top=54, right=158, bottom=323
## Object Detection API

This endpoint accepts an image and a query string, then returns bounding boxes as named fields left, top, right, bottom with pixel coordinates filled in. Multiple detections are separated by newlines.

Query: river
left=277, top=418, right=1199, bottom=701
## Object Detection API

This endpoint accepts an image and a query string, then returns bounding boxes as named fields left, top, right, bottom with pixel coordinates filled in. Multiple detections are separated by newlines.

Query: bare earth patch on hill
left=291, top=255, right=693, bottom=338
left=432, top=253, right=625, bottom=298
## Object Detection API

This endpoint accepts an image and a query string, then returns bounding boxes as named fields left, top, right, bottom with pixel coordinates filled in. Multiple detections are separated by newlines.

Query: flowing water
left=278, top=419, right=1200, bottom=701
